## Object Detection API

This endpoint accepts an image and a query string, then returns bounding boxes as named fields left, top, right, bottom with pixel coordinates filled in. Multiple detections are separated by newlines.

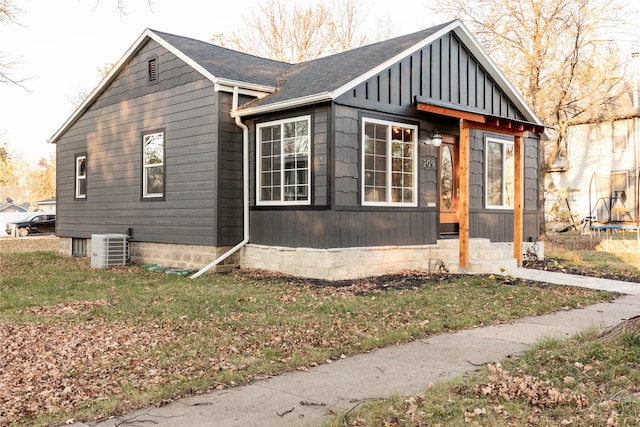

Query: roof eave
left=231, top=92, right=333, bottom=118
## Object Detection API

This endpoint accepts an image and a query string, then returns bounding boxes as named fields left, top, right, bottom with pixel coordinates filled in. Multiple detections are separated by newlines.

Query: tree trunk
left=598, top=315, right=640, bottom=342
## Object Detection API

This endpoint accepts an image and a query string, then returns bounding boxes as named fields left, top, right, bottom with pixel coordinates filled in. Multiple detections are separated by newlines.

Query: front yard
left=0, top=236, right=621, bottom=426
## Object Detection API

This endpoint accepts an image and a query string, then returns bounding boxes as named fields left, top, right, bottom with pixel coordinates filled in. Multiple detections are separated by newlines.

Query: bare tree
left=0, top=0, right=28, bottom=88
left=215, top=0, right=373, bottom=63
left=429, top=0, right=637, bottom=238
left=429, top=0, right=634, bottom=168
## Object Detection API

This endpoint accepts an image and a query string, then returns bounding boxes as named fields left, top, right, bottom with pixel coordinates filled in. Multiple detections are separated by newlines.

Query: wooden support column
left=513, top=135, right=523, bottom=265
left=459, top=121, right=470, bottom=270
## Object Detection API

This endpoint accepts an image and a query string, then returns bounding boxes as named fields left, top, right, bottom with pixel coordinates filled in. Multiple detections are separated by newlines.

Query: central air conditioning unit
left=91, top=234, right=129, bottom=268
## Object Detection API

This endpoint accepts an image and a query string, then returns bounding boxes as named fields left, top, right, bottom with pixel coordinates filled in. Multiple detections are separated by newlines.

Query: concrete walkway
left=74, top=268, right=640, bottom=427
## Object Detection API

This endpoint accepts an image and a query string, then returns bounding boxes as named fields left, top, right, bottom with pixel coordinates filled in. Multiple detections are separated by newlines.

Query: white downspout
left=191, top=86, right=249, bottom=279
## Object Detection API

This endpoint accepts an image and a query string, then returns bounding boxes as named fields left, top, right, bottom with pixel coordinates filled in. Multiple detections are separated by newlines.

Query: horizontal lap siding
left=56, top=39, right=220, bottom=246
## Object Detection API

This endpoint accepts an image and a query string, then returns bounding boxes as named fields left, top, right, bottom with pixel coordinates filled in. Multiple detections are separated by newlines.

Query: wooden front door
left=440, top=136, right=459, bottom=234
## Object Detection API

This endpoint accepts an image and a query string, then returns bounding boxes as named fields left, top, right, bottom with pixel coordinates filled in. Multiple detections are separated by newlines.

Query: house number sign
left=421, top=158, right=436, bottom=169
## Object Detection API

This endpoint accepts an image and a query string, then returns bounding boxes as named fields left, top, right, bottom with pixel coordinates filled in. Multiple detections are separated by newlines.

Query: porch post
left=514, top=135, right=523, bottom=265
left=459, top=121, right=470, bottom=270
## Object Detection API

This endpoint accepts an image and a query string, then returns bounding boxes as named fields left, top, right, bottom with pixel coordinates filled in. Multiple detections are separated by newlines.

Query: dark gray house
left=50, top=20, right=545, bottom=279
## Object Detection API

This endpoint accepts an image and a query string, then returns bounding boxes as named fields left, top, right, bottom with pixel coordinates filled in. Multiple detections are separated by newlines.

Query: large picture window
left=486, top=138, right=514, bottom=208
left=362, top=118, right=417, bottom=206
left=257, top=116, right=311, bottom=205
left=75, top=154, right=87, bottom=199
left=142, top=131, right=165, bottom=199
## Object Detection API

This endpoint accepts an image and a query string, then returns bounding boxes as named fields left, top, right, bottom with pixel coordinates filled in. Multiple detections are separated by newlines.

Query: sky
left=0, top=0, right=437, bottom=162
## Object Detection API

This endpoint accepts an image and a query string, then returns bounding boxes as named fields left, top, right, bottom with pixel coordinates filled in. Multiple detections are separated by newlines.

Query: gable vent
left=148, top=58, right=158, bottom=82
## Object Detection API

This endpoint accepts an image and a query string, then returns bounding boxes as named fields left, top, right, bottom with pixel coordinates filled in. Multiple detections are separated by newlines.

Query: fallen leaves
left=0, top=303, right=178, bottom=426
left=476, top=363, right=589, bottom=408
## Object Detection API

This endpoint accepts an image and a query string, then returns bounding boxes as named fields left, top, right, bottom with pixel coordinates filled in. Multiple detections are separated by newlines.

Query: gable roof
left=50, top=20, right=543, bottom=144
left=0, top=203, right=27, bottom=213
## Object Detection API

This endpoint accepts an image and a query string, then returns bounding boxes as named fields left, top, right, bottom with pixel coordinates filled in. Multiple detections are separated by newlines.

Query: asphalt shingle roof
left=151, top=30, right=291, bottom=88
left=153, top=21, right=454, bottom=111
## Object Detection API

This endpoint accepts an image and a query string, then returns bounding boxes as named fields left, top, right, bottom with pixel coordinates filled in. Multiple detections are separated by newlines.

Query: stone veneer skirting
left=59, top=237, right=543, bottom=279
left=240, top=239, right=545, bottom=280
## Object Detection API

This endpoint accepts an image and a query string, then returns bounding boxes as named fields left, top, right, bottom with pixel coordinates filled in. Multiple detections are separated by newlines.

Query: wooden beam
left=513, top=135, right=523, bottom=266
left=459, top=121, right=470, bottom=271
left=461, top=120, right=529, bottom=138
left=417, top=103, right=486, bottom=123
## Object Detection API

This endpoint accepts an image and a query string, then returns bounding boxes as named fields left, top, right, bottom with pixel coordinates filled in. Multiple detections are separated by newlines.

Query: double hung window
left=142, top=131, right=165, bottom=199
left=362, top=118, right=417, bottom=206
left=257, top=116, right=311, bottom=205
left=486, top=138, right=514, bottom=208
left=75, top=154, right=87, bottom=199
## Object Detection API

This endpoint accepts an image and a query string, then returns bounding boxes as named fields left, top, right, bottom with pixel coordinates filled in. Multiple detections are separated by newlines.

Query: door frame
left=439, top=135, right=459, bottom=233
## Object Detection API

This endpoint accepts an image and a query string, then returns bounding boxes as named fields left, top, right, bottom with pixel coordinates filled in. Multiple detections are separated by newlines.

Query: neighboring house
left=546, top=93, right=640, bottom=226
left=50, top=20, right=545, bottom=279
left=31, top=198, right=57, bottom=213
left=0, top=203, right=29, bottom=237
left=0, top=203, right=27, bottom=213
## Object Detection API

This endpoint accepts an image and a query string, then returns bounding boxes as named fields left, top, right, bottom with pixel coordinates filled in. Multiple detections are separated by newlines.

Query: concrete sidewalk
left=75, top=268, right=640, bottom=427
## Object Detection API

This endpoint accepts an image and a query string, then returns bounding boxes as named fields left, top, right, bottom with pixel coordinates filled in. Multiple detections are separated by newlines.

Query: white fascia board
left=230, top=92, right=333, bottom=118
left=214, top=79, right=274, bottom=98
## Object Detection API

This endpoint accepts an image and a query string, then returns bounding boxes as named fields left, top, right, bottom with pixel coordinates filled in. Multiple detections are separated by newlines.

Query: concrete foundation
left=240, top=239, right=545, bottom=280
left=58, top=238, right=239, bottom=272
left=59, top=237, right=543, bottom=279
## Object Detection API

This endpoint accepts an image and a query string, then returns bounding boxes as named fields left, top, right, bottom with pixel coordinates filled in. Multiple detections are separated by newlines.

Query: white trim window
left=143, top=131, right=165, bottom=198
left=362, top=118, right=417, bottom=206
left=257, top=116, right=311, bottom=205
left=486, top=137, right=514, bottom=209
left=75, top=155, right=87, bottom=199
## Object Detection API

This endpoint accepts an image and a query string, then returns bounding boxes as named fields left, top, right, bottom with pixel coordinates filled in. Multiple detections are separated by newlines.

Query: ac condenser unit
left=91, top=234, right=129, bottom=268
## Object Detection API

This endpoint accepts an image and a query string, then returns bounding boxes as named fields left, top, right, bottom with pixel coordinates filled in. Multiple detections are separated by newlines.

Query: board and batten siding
left=335, top=32, right=526, bottom=122
left=56, top=39, right=223, bottom=246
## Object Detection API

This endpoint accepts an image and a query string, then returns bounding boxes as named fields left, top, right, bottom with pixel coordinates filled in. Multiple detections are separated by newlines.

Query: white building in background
left=546, top=70, right=640, bottom=227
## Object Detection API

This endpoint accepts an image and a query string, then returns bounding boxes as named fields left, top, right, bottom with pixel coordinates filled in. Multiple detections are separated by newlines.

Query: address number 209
left=421, top=159, right=436, bottom=169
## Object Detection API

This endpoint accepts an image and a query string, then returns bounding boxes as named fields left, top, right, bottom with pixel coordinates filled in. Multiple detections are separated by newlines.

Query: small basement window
left=72, top=238, right=87, bottom=257
left=148, top=58, right=158, bottom=83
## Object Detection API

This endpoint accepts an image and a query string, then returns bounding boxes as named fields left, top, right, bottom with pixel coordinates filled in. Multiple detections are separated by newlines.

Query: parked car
left=5, top=214, right=56, bottom=237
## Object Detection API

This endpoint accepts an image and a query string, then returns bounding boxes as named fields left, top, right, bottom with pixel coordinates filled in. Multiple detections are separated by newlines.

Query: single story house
left=0, top=203, right=27, bottom=213
left=50, top=19, right=545, bottom=280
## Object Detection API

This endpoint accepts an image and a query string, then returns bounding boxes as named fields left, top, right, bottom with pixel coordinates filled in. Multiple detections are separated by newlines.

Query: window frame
left=256, top=115, right=312, bottom=206
left=75, top=153, right=87, bottom=200
left=485, top=137, right=515, bottom=210
left=361, top=117, right=418, bottom=207
left=141, top=130, right=166, bottom=200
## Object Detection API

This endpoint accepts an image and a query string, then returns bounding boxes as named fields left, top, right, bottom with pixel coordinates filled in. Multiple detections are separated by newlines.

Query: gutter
left=191, top=86, right=250, bottom=279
